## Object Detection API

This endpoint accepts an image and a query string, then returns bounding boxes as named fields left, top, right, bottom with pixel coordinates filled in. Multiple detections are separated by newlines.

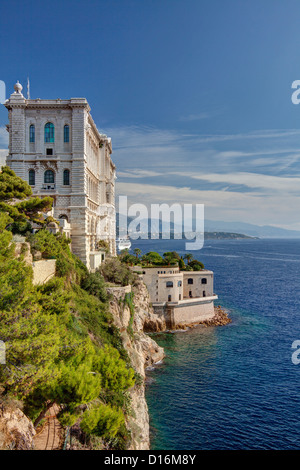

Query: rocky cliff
left=107, top=280, right=165, bottom=450
left=0, top=402, right=36, bottom=450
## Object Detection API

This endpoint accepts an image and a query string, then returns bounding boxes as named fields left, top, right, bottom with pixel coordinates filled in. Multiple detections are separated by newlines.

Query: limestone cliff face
left=107, top=280, right=165, bottom=450
left=0, top=403, right=36, bottom=450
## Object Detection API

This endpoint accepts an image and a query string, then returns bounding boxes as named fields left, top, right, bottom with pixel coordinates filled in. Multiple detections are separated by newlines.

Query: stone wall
left=32, top=259, right=56, bottom=285
left=172, top=299, right=215, bottom=327
left=152, top=298, right=216, bottom=329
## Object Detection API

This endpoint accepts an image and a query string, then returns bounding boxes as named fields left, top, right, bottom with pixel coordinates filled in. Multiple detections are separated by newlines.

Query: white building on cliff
left=4, top=81, right=116, bottom=271
left=133, top=265, right=218, bottom=328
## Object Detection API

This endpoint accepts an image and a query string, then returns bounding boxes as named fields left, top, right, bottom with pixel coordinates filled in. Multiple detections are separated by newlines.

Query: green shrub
left=81, top=272, right=108, bottom=302
left=80, top=403, right=124, bottom=439
left=99, top=258, right=136, bottom=286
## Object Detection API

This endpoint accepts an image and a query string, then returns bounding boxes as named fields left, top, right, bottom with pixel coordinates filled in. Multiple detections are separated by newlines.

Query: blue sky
left=1, top=0, right=300, bottom=229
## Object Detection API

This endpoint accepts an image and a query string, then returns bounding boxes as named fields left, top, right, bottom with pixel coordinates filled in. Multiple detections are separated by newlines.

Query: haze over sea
left=130, top=237, right=300, bottom=450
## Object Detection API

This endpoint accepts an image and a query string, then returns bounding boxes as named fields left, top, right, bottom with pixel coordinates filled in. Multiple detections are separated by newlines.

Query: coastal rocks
left=202, top=305, right=232, bottom=327
left=108, top=280, right=164, bottom=450
left=0, top=403, right=36, bottom=450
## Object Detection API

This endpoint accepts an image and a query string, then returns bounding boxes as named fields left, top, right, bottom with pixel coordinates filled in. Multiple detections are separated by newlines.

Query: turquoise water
left=131, top=238, right=300, bottom=450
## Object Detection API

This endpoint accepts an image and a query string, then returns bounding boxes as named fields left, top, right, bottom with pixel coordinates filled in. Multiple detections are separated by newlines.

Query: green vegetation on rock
left=119, top=247, right=205, bottom=271
left=0, top=167, right=137, bottom=449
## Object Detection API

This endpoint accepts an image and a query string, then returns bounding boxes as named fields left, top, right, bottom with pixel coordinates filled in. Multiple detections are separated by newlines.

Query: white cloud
left=116, top=181, right=299, bottom=227
left=0, top=149, right=7, bottom=167
left=96, top=123, right=300, bottom=229
left=0, top=126, right=8, bottom=147
left=172, top=171, right=300, bottom=194
left=117, top=169, right=163, bottom=178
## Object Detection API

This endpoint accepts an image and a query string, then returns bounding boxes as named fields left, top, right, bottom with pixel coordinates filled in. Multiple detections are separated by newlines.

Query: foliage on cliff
left=119, top=248, right=205, bottom=271
left=0, top=166, right=53, bottom=229
left=98, top=257, right=137, bottom=286
left=0, top=168, right=136, bottom=449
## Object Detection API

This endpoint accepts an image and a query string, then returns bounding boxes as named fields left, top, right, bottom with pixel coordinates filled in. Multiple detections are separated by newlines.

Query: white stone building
left=4, top=81, right=116, bottom=271
left=133, top=265, right=218, bottom=328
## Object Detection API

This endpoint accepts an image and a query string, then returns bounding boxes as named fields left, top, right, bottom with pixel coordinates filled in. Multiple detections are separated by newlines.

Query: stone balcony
left=152, top=294, right=218, bottom=307
left=41, top=183, right=56, bottom=190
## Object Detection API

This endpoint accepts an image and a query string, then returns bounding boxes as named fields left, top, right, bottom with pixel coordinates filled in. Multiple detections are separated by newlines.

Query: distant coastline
left=125, top=231, right=258, bottom=240
left=204, top=232, right=257, bottom=240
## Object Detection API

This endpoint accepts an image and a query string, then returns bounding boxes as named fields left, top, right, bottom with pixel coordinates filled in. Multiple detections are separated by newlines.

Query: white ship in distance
left=116, top=237, right=132, bottom=251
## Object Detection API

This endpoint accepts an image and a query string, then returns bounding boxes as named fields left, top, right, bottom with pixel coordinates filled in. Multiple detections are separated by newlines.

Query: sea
left=129, top=237, right=300, bottom=450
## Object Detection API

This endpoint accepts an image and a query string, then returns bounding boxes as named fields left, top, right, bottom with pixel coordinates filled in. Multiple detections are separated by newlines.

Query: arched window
left=166, top=281, right=173, bottom=288
left=59, top=214, right=68, bottom=222
left=168, top=295, right=172, bottom=302
left=29, top=124, right=35, bottom=143
left=201, top=278, right=207, bottom=284
left=29, top=169, right=35, bottom=186
left=63, top=169, right=70, bottom=185
left=188, top=278, right=193, bottom=285
left=44, top=169, right=55, bottom=184
left=178, top=281, right=182, bottom=287
left=64, top=124, right=70, bottom=143
left=44, top=122, right=55, bottom=143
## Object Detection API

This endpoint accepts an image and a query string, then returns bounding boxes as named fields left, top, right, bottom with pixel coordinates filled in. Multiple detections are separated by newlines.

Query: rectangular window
left=63, top=170, right=70, bottom=185
left=29, top=125, right=35, bottom=143
left=46, top=148, right=53, bottom=155
left=29, top=170, right=35, bottom=186
left=64, top=125, right=70, bottom=143
left=45, top=123, right=55, bottom=143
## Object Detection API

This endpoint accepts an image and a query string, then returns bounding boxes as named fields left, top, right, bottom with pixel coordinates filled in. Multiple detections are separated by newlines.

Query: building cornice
left=4, top=97, right=90, bottom=111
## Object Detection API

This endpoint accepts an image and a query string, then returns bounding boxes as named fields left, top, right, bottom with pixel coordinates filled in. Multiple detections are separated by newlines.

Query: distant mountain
left=117, top=213, right=300, bottom=239
left=117, top=214, right=256, bottom=239
left=204, top=220, right=300, bottom=239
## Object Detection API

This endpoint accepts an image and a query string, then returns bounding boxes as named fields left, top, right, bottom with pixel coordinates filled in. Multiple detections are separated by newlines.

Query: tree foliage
left=119, top=248, right=204, bottom=271
left=80, top=402, right=124, bottom=439
left=99, top=258, right=136, bottom=286
left=0, top=166, right=32, bottom=201
left=0, top=187, right=136, bottom=447
left=0, top=166, right=52, bottom=229
left=81, top=272, right=109, bottom=303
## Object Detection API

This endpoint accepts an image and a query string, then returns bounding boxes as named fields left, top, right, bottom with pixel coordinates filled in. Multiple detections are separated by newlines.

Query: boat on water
left=116, top=237, right=131, bottom=251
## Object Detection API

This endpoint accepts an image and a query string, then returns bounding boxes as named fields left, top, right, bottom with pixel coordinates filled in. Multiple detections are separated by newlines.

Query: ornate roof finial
left=14, top=80, right=23, bottom=94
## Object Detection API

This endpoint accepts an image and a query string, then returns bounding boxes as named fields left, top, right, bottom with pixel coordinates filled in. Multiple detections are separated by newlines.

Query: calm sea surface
left=130, top=238, right=300, bottom=450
